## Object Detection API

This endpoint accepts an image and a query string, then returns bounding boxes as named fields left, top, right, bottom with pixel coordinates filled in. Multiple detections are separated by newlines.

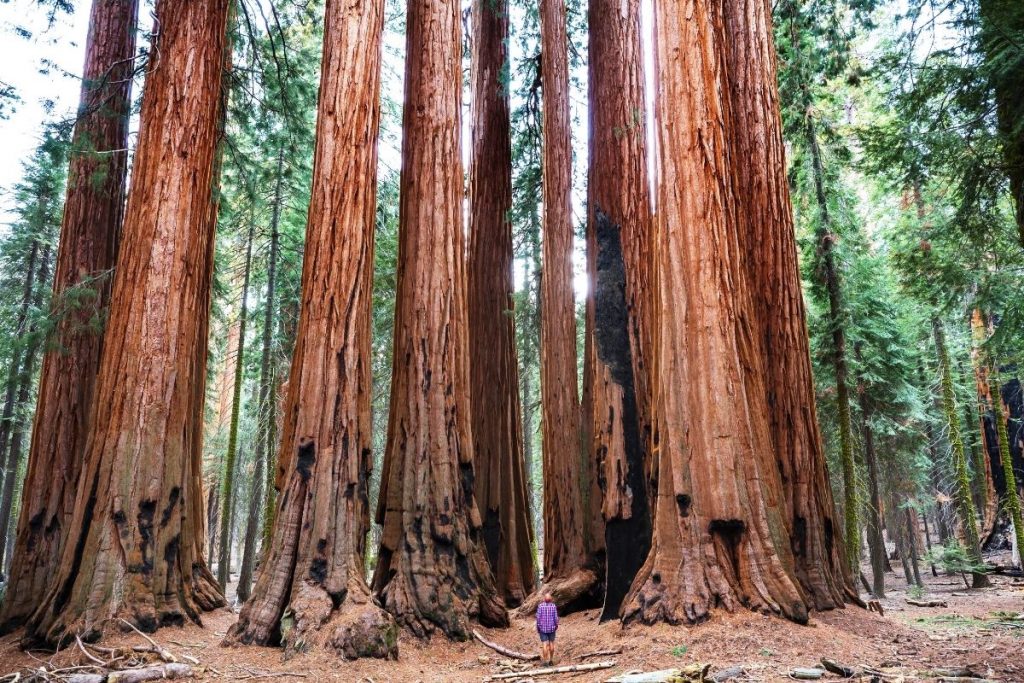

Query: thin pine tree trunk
left=989, top=368, right=1024, bottom=567
left=932, top=317, right=990, bottom=587
left=236, top=151, right=284, bottom=603
left=0, top=0, right=138, bottom=630
left=218, top=226, right=254, bottom=589
left=806, top=115, right=860, bottom=578
left=857, top=387, right=886, bottom=598
left=24, top=0, right=230, bottom=643
left=0, top=244, right=51, bottom=569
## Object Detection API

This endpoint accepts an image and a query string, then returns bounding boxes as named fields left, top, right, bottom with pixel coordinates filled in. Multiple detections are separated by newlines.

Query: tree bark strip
left=585, top=0, right=653, bottom=621
left=371, top=0, right=506, bottom=639
left=24, top=0, right=230, bottom=643
left=467, top=0, right=536, bottom=609
left=1, top=0, right=138, bottom=629
left=622, top=0, right=807, bottom=625
left=536, top=0, right=594, bottom=610
left=721, top=0, right=853, bottom=609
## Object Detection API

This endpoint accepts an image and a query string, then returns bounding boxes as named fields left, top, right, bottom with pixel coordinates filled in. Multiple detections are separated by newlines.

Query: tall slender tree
left=225, top=0, right=398, bottom=657
left=23, top=0, right=230, bottom=643
left=622, top=0, right=808, bottom=625
left=0, top=0, right=139, bottom=628
left=534, top=0, right=596, bottom=611
left=467, top=0, right=536, bottom=608
left=371, top=0, right=506, bottom=639
left=585, top=0, right=653, bottom=621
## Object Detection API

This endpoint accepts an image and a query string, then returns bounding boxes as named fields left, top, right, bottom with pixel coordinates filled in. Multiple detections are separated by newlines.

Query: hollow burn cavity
left=296, top=440, right=316, bottom=481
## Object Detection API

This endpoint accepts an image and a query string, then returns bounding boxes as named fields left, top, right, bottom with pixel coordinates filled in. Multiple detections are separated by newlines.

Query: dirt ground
left=1, top=556, right=1021, bottom=682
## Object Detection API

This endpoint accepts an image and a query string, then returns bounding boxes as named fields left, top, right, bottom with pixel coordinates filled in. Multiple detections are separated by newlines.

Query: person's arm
left=554, top=606, right=559, bottom=629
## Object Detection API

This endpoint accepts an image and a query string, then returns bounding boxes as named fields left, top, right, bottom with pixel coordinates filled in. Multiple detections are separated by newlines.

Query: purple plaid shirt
left=536, top=601, right=559, bottom=633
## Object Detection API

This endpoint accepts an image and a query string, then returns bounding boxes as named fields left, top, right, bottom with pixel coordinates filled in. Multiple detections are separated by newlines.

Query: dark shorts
left=538, top=630, right=556, bottom=643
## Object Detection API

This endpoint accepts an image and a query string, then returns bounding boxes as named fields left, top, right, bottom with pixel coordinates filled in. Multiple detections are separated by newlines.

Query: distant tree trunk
left=236, top=151, right=284, bottom=603
left=856, top=374, right=886, bottom=598
left=370, top=0, right=506, bottom=639
left=0, top=244, right=51, bottom=569
left=805, top=115, right=860, bottom=578
left=218, top=226, right=254, bottom=589
left=989, top=368, right=1024, bottom=567
left=23, top=0, right=229, bottom=643
left=535, top=0, right=595, bottom=611
left=932, top=318, right=990, bottom=588
left=0, top=241, right=40, bottom=502
left=225, top=0, right=397, bottom=657
left=586, top=0, right=653, bottom=621
left=722, top=0, right=853, bottom=609
left=0, top=0, right=138, bottom=629
left=622, top=0, right=807, bottom=625
left=904, top=508, right=924, bottom=587
left=467, top=0, right=536, bottom=608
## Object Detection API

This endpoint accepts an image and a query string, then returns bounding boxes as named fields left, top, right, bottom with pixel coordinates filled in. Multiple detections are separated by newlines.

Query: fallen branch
left=606, top=666, right=710, bottom=683
left=66, top=663, right=192, bottom=683
left=117, top=619, right=176, bottom=663
left=485, top=660, right=616, bottom=680
left=577, top=647, right=622, bottom=661
left=906, top=599, right=947, bottom=608
left=472, top=629, right=539, bottom=662
left=820, top=658, right=857, bottom=678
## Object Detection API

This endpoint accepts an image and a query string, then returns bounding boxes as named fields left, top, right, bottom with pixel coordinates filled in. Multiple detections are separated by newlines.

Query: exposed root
left=513, top=568, right=599, bottom=618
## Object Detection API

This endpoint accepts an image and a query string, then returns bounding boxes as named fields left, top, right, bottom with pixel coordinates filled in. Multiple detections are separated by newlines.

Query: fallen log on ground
left=605, top=665, right=710, bottom=682
left=472, top=629, right=539, bottom=662
left=577, top=647, right=623, bottom=660
left=906, top=598, right=948, bottom=607
left=485, top=660, right=616, bottom=680
left=820, top=658, right=858, bottom=677
left=66, top=663, right=193, bottom=683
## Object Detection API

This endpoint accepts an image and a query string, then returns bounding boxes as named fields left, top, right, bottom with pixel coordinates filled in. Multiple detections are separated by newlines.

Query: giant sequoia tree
left=585, top=0, right=653, bottom=621
left=535, top=0, right=596, bottom=610
left=0, top=0, right=139, bottom=630
left=467, top=0, right=536, bottom=608
left=721, top=0, right=853, bottom=608
left=23, top=0, right=229, bottom=643
left=225, top=0, right=397, bottom=658
left=622, top=0, right=810, bottom=625
left=371, top=0, right=507, bottom=639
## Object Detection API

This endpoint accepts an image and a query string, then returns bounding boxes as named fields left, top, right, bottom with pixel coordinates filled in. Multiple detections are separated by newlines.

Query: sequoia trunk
left=225, top=0, right=397, bottom=657
left=467, top=0, right=536, bottom=608
left=536, top=0, right=595, bottom=609
left=722, top=0, right=852, bottom=609
left=24, top=0, right=229, bottom=643
left=622, top=0, right=807, bottom=625
left=371, top=0, right=507, bottom=639
left=0, top=0, right=138, bottom=629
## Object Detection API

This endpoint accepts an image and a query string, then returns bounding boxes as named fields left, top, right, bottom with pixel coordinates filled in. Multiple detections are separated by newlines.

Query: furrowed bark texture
left=586, top=0, right=653, bottom=621
left=225, top=0, right=397, bottom=659
left=371, top=0, right=507, bottom=640
left=1, top=0, right=138, bottom=631
left=721, top=0, right=851, bottom=609
left=23, top=0, right=229, bottom=643
left=622, top=0, right=807, bottom=626
left=467, top=0, right=536, bottom=608
left=538, top=0, right=593, bottom=608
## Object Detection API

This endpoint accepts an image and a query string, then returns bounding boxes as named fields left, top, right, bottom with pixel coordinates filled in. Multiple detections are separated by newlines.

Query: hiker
left=536, top=592, right=559, bottom=665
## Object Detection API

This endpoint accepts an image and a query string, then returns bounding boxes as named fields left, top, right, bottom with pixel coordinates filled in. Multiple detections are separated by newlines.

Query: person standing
left=536, top=592, right=559, bottom=665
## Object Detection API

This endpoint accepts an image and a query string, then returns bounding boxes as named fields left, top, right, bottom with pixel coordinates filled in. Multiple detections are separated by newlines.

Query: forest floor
left=1, top=553, right=1022, bottom=682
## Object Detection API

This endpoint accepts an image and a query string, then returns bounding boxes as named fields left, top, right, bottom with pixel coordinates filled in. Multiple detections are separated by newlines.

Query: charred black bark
left=592, top=209, right=651, bottom=622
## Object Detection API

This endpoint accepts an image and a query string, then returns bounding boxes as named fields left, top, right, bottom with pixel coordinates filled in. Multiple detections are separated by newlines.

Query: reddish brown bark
left=467, top=0, right=536, bottom=608
left=622, top=0, right=808, bottom=625
left=224, top=0, right=397, bottom=659
left=23, top=0, right=229, bottom=643
left=536, top=0, right=595, bottom=608
left=370, top=0, right=506, bottom=640
left=585, top=0, right=653, bottom=621
left=0, top=0, right=138, bottom=631
left=720, top=0, right=853, bottom=609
